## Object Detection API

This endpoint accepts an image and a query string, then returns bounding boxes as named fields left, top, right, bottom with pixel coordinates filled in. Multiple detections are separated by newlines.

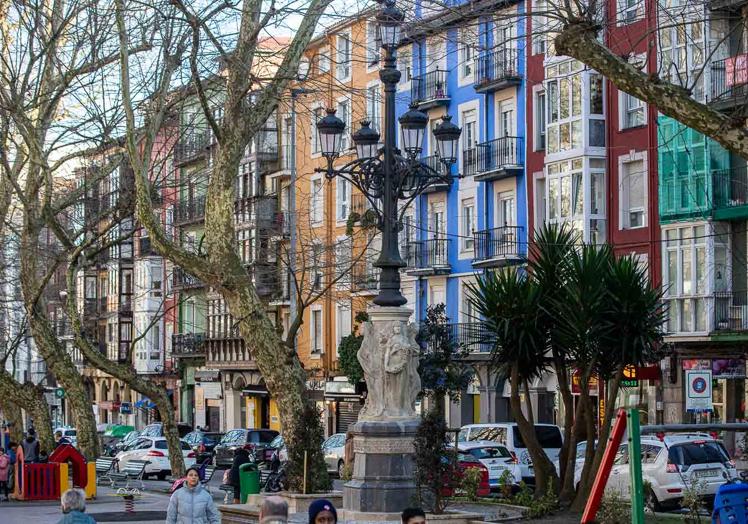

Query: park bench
left=201, top=464, right=216, bottom=490
left=219, top=482, right=234, bottom=504
left=110, top=459, right=149, bottom=490
left=95, top=457, right=118, bottom=487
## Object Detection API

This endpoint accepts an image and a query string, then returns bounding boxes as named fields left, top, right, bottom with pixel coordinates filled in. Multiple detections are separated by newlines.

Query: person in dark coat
left=229, top=448, right=251, bottom=504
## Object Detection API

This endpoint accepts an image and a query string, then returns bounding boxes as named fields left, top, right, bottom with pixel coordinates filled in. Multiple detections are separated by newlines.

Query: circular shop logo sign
left=692, top=377, right=708, bottom=394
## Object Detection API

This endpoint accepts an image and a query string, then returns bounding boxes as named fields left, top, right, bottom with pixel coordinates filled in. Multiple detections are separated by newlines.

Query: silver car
left=322, top=433, right=346, bottom=476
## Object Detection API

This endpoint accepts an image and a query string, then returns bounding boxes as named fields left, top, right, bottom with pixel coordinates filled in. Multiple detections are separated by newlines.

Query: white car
left=54, top=427, right=78, bottom=447
left=115, top=437, right=196, bottom=480
left=458, top=442, right=523, bottom=490
left=574, top=434, right=737, bottom=510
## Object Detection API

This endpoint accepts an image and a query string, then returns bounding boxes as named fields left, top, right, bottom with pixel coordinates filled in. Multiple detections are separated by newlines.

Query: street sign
left=119, top=402, right=132, bottom=415
left=55, top=388, right=65, bottom=399
left=686, top=370, right=713, bottom=412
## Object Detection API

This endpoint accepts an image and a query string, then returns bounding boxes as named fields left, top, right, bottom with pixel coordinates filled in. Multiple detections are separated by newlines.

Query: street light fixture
left=316, top=0, right=461, bottom=307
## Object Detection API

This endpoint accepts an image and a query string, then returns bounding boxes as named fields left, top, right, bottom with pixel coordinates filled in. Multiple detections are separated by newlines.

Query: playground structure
left=12, top=444, right=97, bottom=501
left=582, top=408, right=748, bottom=523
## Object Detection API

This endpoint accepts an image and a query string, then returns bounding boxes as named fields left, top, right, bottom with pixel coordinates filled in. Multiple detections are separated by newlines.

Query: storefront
left=682, top=358, right=746, bottom=423
left=324, top=379, right=364, bottom=435
left=195, top=370, right=221, bottom=431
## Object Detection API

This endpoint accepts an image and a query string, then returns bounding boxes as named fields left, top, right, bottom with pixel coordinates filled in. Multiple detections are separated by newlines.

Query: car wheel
left=157, top=471, right=168, bottom=481
left=646, top=489, right=663, bottom=512
left=337, top=460, right=345, bottom=478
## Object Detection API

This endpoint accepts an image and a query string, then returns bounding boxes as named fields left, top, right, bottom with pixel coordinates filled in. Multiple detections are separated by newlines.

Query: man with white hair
left=57, top=488, right=96, bottom=523
left=259, top=495, right=289, bottom=524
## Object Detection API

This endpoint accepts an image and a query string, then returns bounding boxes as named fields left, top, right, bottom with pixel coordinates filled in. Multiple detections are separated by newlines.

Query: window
left=534, top=175, right=547, bottom=228
left=151, top=264, right=163, bottom=297
left=318, top=48, right=330, bottom=73
left=461, top=282, right=476, bottom=323
left=658, top=16, right=706, bottom=100
left=622, top=92, right=645, bottom=129
left=153, top=325, right=160, bottom=352
left=532, top=0, right=548, bottom=54
left=535, top=90, right=546, bottom=150
left=498, top=192, right=515, bottom=228
left=366, top=84, right=381, bottom=134
left=311, top=178, right=323, bottom=223
left=618, top=0, right=644, bottom=25
left=336, top=32, right=351, bottom=81
left=311, top=309, right=323, bottom=354
left=398, top=48, right=412, bottom=86
left=459, top=26, right=477, bottom=80
left=461, top=198, right=475, bottom=252
left=334, top=238, right=352, bottom=285
left=335, top=304, right=352, bottom=356
left=298, top=58, right=310, bottom=80
left=336, top=98, right=351, bottom=151
left=663, top=224, right=711, bottom=333
left=366, top=22, right=379, bottom=66
left=461, top=109, right=477, bottom=174
left=429, top=202, right=445, bottom=237
left=311, top=107, right=323, bottom=154
left=336, top=178, right=349, bottom=220
left=312, top=243, right=324, bottom=289
left=620, top=158, right=647, bottom=228
left=498, top=101, right=514, bottom=137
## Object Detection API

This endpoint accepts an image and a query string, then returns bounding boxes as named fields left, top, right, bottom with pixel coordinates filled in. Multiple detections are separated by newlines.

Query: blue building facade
left=395, top=0, right=532, bottom=426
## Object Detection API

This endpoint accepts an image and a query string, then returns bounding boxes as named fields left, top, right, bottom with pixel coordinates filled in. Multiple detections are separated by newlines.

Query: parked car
left=213, top=429, right=279, bottom=468
left=113, top=430, right=142, bottom=455
left=575, top=434, right=737, bottom=510
left=183, top=430, right=224, bottom=464
left=54, top=427, right=78, bottom=446
left=458, top=442, right=523, bottom=490
left=440, top=452, right=491, bottom=497
left=322, top=433, right=346, bottom=476
left=115, top=437, right=196, bottom=480
left=140, top=422, right=193, bottom=439
left=263, top=435, right=288, bottom=463
left=458, top=423, right=563, bottom=483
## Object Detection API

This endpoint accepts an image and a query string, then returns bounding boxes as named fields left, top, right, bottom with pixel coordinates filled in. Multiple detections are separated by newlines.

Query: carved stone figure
left=357, top=322, right=384, bottom=419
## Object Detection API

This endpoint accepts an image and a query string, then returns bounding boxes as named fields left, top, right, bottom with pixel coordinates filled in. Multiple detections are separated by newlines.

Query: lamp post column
left=373, top=48, right=405, bottom=308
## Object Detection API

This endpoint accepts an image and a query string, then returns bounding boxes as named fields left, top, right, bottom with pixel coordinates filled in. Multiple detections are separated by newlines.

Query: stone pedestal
left=343, top=306, right=422, bottom=518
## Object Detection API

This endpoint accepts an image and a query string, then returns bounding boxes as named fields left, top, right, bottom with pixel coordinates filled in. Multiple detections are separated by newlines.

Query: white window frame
left=318, top=47, right=331, bottom=74
left=311, top=175, right=323, bottom=225
left=311, top=103, right=324, bottom=157
left=336, top=178, right=350, bottom=222
left=365, top=81, right=382, bottom=135
left=335, top=302, right=352, bottom=357
left=457, top=100, right=480, bottom=175
left=533, top=86, right=546, bottom=151
left=617, top=0, right=644, bottom=26
left=310, top=306, right=323, bottom=356
left=336, top=31, right=352, bottom=82
left=398, top=46, right=412, bottom=91
left=458, top=26, right=477, bottom=86
left=533, top=171, right=547, bottom=231
left=366, top=21, right=380, bottom=70
left=532, top=0, right=548, bottom=55
left=618, top=150, right=648, bottom=230
left=619, top=90, right=646, bottom=129
left=460, top=197, right=475, bottom=254
left=336, top=96, right=352, bottom=152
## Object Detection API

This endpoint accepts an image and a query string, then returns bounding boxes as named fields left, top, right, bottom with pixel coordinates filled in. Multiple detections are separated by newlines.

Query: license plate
left=694, top=469, right=719, bottom=478
left=490, top=465, right=507, bottom=471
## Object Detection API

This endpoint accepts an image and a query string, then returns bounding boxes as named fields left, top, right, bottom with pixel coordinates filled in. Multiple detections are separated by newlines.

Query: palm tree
left=467, top=269, right=559, bottom=497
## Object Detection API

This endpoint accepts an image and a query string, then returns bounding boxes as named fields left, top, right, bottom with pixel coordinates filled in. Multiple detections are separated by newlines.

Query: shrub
left=498, top=469, right=514, bottom=499
left=460, top=466, right=484, bottom=501
left=598, top=490, right=630, bottom=524
left=413, top=408, right=454, bottom=513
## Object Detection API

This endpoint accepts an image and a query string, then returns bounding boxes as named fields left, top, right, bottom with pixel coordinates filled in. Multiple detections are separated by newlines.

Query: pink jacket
left=0, top=454, right=9, bottom=482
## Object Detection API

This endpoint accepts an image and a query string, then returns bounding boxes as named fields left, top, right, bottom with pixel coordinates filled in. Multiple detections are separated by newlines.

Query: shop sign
left=685, top=370, right=713, bottom=412
left=571, top=370, right=599, bottom=395
left=99, top=401, right=112, bottom=410
left=681, top=358, right=745, bottom=378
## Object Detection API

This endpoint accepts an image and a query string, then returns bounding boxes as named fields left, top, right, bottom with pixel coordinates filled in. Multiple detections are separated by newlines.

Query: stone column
left=343, top=306, right=421, bottom=520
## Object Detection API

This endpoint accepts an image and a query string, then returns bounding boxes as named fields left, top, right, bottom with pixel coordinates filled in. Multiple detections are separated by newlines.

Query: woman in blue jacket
left=166, top=467, right=220, bottom=524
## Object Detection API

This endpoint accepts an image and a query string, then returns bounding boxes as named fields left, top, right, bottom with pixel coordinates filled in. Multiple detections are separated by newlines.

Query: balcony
left=713, top=166, right=748, bottom=220
left=175, top=194, right=206, bottom=225
left=54, top=320, right=74, bottom=339
left=175, top=130, right=210, bottom=165
left=256, top=128, right=279, bottom=162
left=709, top=56, right=748, bottom=112
left=421, top=322, right=495, bottom=353
left=411, top=69, right=449, bottom=110
left=172, top=333, right=207, bottom=358
left=172, top=267, right=204, bottom=290
left=475, top=137, right=523, bottom=182
left=248, top=263, right=281, bottom=298
left=472, top=226, right=525, bottom=268
left=419, top=155, right=451, bottom=193
left=709, top=0, right=748, bottom=12
left=351, top=263, right=380, bottom=295
left=462, top=148, right=478, bottom=177
left=406, top=238, right=450, bottom=276
left=235, top=194, right=280, bottom=227
left=474, top=49, right=521, bottom=93
left=207, top=338, right=255, bottom=369
left=714, top=291, right=748, bottom=334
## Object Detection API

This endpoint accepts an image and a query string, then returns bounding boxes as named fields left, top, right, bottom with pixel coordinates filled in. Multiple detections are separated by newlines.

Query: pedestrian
left=308, top=499, right=337, bottom=524
left=165, top=467, right=220, bottom=524
left=21, top=430, right=39, bottom=462
left=57, top=488, right=97, bottom=524
left=55, top=431, right=71, bottom=448
left=7, top=442, right=17, bottom=491
left=259, top=495, right=289, bottom=524
left=401, top=507, right=426, bottom=524
left=229, top=448, right=250, bottom=504
left=0, top=447, right=10, bottom=501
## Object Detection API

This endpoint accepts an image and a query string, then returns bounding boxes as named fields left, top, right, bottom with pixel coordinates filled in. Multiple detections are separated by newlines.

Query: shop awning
left=242, top=385, right=269, bottom=396
left=195, top=369, right=221, bottom=382
left=324, top=380, right=361, bottom=400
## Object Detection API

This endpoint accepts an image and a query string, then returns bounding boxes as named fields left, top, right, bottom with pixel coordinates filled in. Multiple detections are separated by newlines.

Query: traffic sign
left=55, top=388, right=65, bottom=399
left=686, top=370, right=713, bottom=412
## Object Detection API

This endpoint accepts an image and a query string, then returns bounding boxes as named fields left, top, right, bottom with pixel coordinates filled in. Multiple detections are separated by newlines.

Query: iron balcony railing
left=712, top=166, right=748, bottom=213
left=420, top=322, right=496, bottom=353
left=175, top=130, right=210, bottom=164
left=175, top=194, right=206, bottom=224
left=172, top=267, right=203, bottom=289
left=710, top=56, right=748, bottom=104
left=172, top=333, right=207, bottom=357
left=462, top=148, right=478, bottom=177
left=234, top=194, right=280, bottom=226
left=474, top=48, right=521, bottom=89
left=352, top=263, right=381, bottom=292
left=406, top=238, right=450, bottom=269
left=714, top=291, right=748, bottom=332
left=477, top=137, right=523, bottom=174
left=421, top=154, right=449, bottom=177
left=473, top=226, right=524, bottom=262
left=411, top=69, right=449, bottom=106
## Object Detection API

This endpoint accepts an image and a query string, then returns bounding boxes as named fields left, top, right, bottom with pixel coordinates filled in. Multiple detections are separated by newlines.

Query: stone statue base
left=343, top=306, right=421, bottom=516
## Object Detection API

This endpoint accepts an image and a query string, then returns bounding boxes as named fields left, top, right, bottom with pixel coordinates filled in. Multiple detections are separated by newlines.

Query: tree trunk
left=523, top=379, right=535, bottom=425
left=555, top=359, right=577, bottom=503
left=509, top=364, right=558, bottom=498
left=0, top=368, right=54, bottom=451
left=0, top=399, right=24, bottom=443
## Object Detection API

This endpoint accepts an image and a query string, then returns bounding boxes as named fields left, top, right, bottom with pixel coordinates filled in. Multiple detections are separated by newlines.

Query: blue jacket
left=166, top=484, right=220, bottom=524
left=57, top=511, right=97, bottom=524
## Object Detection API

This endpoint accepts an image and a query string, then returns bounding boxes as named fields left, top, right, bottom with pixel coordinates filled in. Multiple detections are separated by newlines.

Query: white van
left=457, top=423, right=563, bottom=482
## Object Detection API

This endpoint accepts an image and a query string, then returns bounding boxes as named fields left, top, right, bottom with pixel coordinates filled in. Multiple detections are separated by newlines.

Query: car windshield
left=64, top=430, right=77, bottom=437
left=249, top=431, right=277, bottom=443
left=270, top=435, right=284, bottom=448
left=457, top=453, right=480, bottom=463
left=467, top=446, right=512, bottom=460
left=668, top=441, right=730, bottom=466
left=512, top=426, right=563, bottom=449
left=204, top=434, right=221, bottom=445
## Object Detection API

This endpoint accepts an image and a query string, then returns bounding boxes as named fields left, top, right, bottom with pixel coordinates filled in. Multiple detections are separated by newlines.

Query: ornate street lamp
left=316, top=0, right=461, bottom=308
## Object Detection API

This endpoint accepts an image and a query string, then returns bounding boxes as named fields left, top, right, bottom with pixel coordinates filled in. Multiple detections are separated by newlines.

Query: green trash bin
left=239, top=462, right=260, bottom=503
